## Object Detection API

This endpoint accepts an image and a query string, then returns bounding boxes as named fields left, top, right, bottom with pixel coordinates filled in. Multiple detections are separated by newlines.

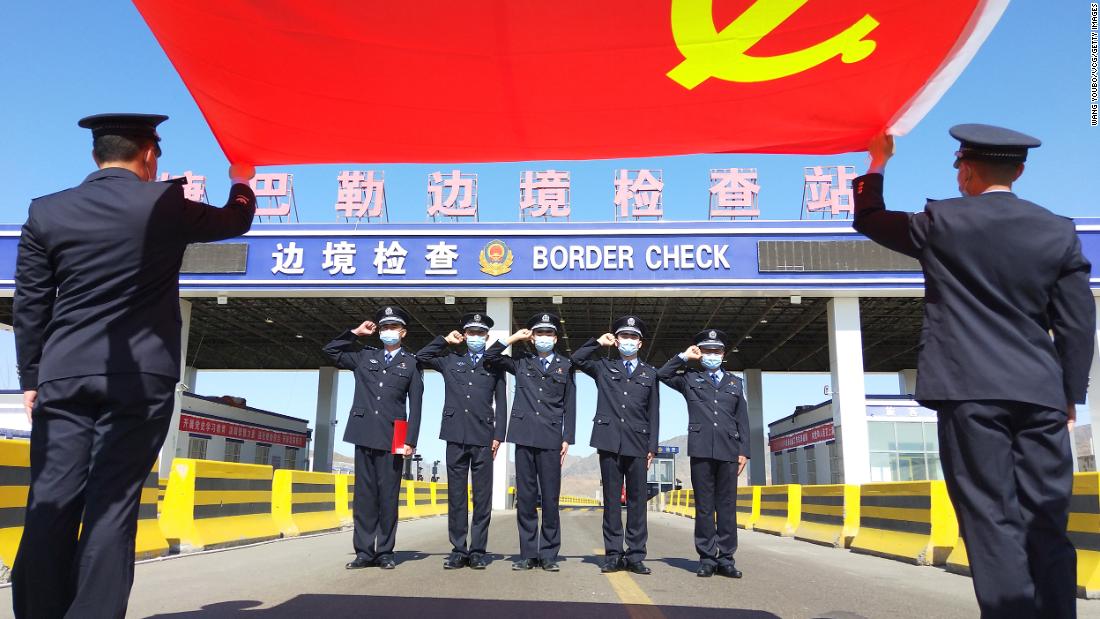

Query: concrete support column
left=488, top=297, right=513, bottom=510
left=1086, top=296, right=1100, bottom=472
left=313, top=366, right=339, bottom=472
left=183, top=366, right=198, bottom=393
left=828, top=298, right=870, bottom=484
left=743, top=369, right=767, bottom=486
left=898, top=369, right=917, bottom=396
left=160, top=299, right=191, bottom=477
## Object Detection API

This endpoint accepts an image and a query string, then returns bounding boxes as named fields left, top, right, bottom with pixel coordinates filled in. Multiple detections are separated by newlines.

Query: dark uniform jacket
left=323, top=331, right=424, bottom=450
left=657, top=355, right=749, bottom=462
left=852, top=173, right=1094, bottom=411
left=14, top=168, right=255, bottom=389
left=416, top=336, right=508, bottom=446
left=484, top=340, right=576, bottom=450
left=571, top=338, right=659, bottom=457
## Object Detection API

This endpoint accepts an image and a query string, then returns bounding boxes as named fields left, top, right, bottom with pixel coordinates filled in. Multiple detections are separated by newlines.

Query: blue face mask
left=534, top=336, right=555, bottom=353
left=701, top=354, right=723, bottom=370
left=380, top=329, right=402, bottom=347
left=465, top=335, right=487, bottom=353
left=617, top=339, right=639, bottom=357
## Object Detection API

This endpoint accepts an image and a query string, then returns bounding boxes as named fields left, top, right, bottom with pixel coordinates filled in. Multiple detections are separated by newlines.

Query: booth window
left=255, top=443, right=271, bottom=465
left=188, top=435, right=208, bottom=460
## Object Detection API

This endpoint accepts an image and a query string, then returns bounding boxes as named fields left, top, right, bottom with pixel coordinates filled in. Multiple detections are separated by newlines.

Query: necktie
left=471, top=354, right=480, bottom=365
left=625, top=361, right=634, bottom=375
left=711, top=372, right=720, bottom=387
left=542, top=358, right=551, bottom=372
left=385, top=352, right=393, bottom=364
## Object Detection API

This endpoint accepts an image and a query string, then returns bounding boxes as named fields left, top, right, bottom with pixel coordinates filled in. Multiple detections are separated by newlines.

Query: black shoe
left=468, top=554, right=488, bottom=570
left=345, top=556, right=375, bottom=569
left=600, top=557, right=622, bottom=573
left=540, top=559, right=560, bottom=572
left=626, top=561, right=651, bottom=575
left=696, top=564, right=716, bottom=578
left=512, top=558, right=538, bottom=570
left=378, top=557, right=397, bottom=570
left=717, top=564, right=742, bottom=578
left=443, top=554, right=467, bottom=570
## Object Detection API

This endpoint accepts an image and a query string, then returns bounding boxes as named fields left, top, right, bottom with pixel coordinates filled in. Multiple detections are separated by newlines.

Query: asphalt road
left=2, top=509, right=1099, bottom=618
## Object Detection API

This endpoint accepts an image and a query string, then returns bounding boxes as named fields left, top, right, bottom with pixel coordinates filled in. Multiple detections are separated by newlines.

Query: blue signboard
left=0, top=219, right=1097, bottom=294
left=657, top=445, right=680, bottom=455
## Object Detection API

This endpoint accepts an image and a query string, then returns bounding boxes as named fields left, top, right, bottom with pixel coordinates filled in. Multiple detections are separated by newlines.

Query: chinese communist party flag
left=132, top=0, right=1008, bottom=164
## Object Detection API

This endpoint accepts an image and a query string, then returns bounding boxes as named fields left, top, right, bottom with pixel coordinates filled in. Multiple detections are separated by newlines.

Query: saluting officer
left=484, top=312, right=576, bottom=572
left=416, top=311, right=508, bottom=570
left=323, top=306, right=424, bottom=571
left=571, top=315, right=659, bottom=575
left=854, top=126, right=1093, bottom=618
left=12, top=113, right=256, bottom=618
left=657, top=329, right=748, bottom=579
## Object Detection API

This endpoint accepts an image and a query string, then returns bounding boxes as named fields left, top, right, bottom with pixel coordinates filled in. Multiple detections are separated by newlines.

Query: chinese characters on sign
left=708, top=168, right=760, bottom=219
left=427, top=170, right=478, bottom=221
left=519, top=170, right=571, bottom=220
left=179, top=414, right=307, bottom=448
left=801, top=166, right=857, bottom=219
left=334, top=170, right=387, bottom=221
left=768, top=422, right=835, bottom=452
left=168, top=163, right=867, bottom=222
left=613, top=169, right=664, bottom=220
left=158, top=170, right=209, bottom=202
left=250, top=173, right=299, bottom=221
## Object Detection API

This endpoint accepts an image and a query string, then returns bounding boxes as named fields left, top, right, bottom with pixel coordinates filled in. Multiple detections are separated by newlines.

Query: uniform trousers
left=689, top=457, right=739, bottom=568
left=514, top=444, right=561, bottom=561
left=352, top=446, right=404, bottom=562
left=12, top=373, right=176, bottom=619
left=935, top=400, right=1075, bottom=619
left=598, top=450, right=649, bottom=563
left=446, top=442, right=493, bottom=556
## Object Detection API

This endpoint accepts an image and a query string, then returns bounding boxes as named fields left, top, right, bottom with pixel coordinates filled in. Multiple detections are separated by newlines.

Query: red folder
left=391, top=420, right=408, bottom=455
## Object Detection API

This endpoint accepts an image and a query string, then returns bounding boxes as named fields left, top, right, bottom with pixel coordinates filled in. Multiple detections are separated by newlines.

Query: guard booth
left=648, top=445, right=679, bottom=500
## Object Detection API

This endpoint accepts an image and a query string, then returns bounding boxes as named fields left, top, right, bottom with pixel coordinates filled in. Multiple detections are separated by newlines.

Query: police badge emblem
left=479, top=239, right=513, bottom=276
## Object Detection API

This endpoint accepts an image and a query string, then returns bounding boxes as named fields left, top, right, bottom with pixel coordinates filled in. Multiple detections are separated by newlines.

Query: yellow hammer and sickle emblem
left=667, top=0, right=880, bottom=89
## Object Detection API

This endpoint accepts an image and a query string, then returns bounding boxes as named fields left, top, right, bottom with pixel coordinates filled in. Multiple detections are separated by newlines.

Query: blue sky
left=0, top=2, right=1097, bottom=463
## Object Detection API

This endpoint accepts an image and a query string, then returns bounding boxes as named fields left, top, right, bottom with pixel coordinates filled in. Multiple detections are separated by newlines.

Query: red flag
left=132, top=0, right=1008, bottom=164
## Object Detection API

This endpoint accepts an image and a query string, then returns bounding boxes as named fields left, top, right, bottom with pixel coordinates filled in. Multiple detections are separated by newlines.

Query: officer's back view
left=12, top=113, right=256, bottom=619
left=853, top=125, right=1093, bottom=619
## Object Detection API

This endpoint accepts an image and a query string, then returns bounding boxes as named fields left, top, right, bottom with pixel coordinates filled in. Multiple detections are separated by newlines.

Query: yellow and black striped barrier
left=795, top=484, right=859, bottom=548
left=664, top=492, right=682, bottom=516
left=432, top=482, right=449, bottom=517
left=850, top=480, right=957, bottom=566
left=683, top=489, right=696, bottom=519
left=136, top=463, right=169, bottom=560
left=159, top=459, right=281, bottom=551
left=0, top=439, right=30, bottom=577
left=1069, top=472, right=1100, bottom=598
left=272, top=470, right=342, bottom=537
left=157, top=477, right=167, bottom=506
left=736, top=486, right=759, bottom=530
left=754, top=484, right=801, bottom=537
left=560, top=495, right=601, bottom=509
left=335, top=473, right=354, bottom=527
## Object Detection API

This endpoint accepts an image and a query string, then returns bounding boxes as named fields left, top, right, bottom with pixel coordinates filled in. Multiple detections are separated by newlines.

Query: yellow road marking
left=593, top=548, right=665, bottom=619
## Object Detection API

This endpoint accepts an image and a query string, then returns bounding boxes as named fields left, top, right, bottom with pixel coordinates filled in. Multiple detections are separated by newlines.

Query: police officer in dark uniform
left=415, top=311, right=508, bottom=570
left=658, top=329, right=749, bottom=579
left=571, top=315, right=659, bottom=575
left=854, top=126, right=1093, bottom=618
left=12, top=113, right=256, bottom=618
left=484, top=312, right=576, bottom=571
left=323, top=306, right=424, bottom=570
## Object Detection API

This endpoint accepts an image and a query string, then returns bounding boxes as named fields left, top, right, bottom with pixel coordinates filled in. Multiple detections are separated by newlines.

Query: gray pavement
left=2, top=509, right=1098, bottom=618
